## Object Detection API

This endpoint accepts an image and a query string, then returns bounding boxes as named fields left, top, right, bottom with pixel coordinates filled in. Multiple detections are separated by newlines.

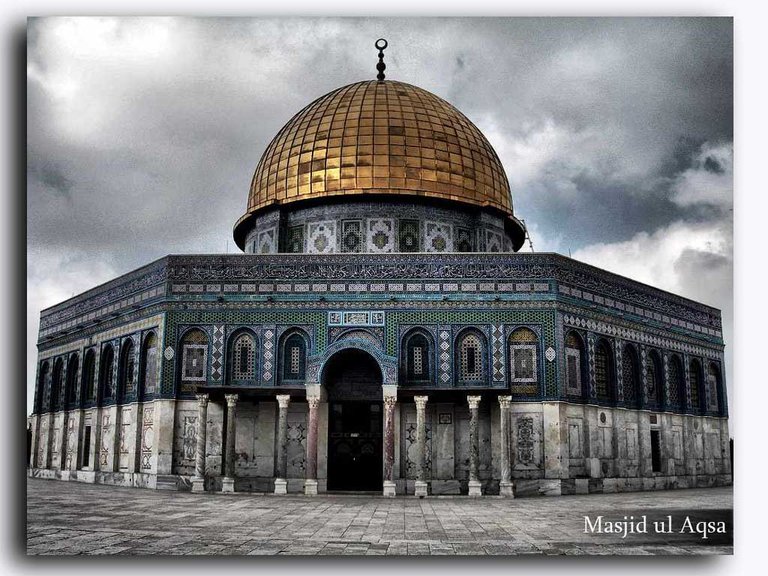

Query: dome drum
left=240, top=197, right=520, bottom=255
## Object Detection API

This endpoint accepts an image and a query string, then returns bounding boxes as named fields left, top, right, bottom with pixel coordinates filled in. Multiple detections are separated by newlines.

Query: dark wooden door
left=328, top=401, right=383, bottom=491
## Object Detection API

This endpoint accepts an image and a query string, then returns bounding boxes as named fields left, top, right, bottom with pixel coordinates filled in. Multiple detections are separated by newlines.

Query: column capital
left=307, top=396, right=321, bottom=409
left=276, top=394, right=291, bottom=409
left=224, top=393, right=239, bottom=408
left=384, top=395, right=398, bottom=408
left=498, top=395, right=512, bottom=408
left=467, top=395, right=482, bottom=410
left=382, top=384, right=398, bottom=400
left=414, top=395, right=428, bottom=410
left=195, top=393, right=209, bottom=407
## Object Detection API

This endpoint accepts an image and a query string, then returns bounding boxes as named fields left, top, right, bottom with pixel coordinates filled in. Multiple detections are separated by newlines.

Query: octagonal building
left=28, top=64, right=731, bottom=497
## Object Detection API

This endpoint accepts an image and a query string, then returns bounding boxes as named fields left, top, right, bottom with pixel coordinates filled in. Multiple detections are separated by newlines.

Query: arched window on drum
left=140, top=333, right=159, bottom=399
left=82, top=350, right=96, bottom=404
left=99, top=345, right=115, bottom=404
left=280, top=331, right=308, bottom=384
left=509, top=327, right=538, bottom=395
left=622, top=344, right=641, bottom=408
left=457, top=330, right=486, bottom=384
left=51, top=358, right=64, bottom=411
left=402, top=330, right=433, bottom=385
left=119, top=338, right=136, bottom=401
left=667, top=355, right=685, bottom=411
left=689, top=358, right=704, bottom=413
left=645, top=350, right=662, bottom=408
left=179, top=329, right=208, bottom=394
left=594, top=339, right=615, bottom=404
left=229, top=330, right=257, bottom=385
left=706, top=362, right=722, bottom=413
left=564, top=331, right=585, bottom=398
left=65, top=354, right=79, bottom=408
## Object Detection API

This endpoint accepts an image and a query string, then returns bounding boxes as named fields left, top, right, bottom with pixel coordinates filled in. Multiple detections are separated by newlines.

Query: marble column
left=467, top=395, right=482, bottom=496
left=274, top=394, right=290, bottom=494
left=221, top=393, right=238, bottom=493
left=498, top=395, right=515, bottom=497
left=304, top=397, right=320, bottom=495
left=414, top=395, right=429, bottom=497
left=383, top=392, right=397, bottom=497
left=191, top=393, right=209, bottom=493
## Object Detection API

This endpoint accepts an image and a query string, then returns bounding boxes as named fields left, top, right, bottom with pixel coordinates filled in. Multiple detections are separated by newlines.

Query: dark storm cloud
left=26, top=17, right=733, bottom=411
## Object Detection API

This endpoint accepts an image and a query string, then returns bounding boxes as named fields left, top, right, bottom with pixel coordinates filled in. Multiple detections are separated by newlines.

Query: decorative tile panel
left=491, top=324, right=505, bottom=382
left=425, top=221, right=453, bottom=252
left=257, top=227, right=277, bottom=254
left=438, top=327, right=452, bottom=385
left=307, top=220, right=336, bottom=254
left=210, top=324, right=224, bottom=382
left=367, top=218, right=395, bottom=253
left=262, top=326, right=275, bottom=383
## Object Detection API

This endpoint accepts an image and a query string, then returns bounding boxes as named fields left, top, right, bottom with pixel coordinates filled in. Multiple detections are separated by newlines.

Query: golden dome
left=235, top=80, right=522, bottom=242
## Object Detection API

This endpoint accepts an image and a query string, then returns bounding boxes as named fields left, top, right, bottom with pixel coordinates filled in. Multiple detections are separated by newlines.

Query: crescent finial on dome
left=375, top=38, right=388, bottom=81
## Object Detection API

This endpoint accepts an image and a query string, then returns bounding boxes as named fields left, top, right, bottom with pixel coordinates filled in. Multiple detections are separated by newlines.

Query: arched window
left=141, top=333, right=158, bottom=398
left=457, top=330, right=485, bottom=383
left=180, top=329, right=208, bottom=393
left=66, top=354, right=79, bottom=407
left=51, top=358, right=64, bottom=411
left=281, top=332, right=307, bottom=382
left=622, top=344, right=640, bottom=408
left=509, top=327, right=538, bottom=386
left=36, top=361, right=49, bottom=413
left=403, top=331, right=432, bottom=384
left=689, top=359, right=703, bottom=413
left=230, top=331, right=257, bottom=384
left=646, top=350, right=661, bottom=406
left=707, top=363, right=721, bottom=413
left=667, top=355, right=684, bottom=410
left=100, top=345, right=115, bottom=402
left=82, top=350, right=96, bottom=403
left=565, top=331, right=584, bottom=397
left=120, top=339, right=136, bottom=400
left=594, top=339, right=614, bottom=403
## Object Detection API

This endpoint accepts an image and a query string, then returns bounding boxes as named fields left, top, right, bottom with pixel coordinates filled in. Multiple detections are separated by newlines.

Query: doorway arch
left=322, top=348, right=383, bottom=491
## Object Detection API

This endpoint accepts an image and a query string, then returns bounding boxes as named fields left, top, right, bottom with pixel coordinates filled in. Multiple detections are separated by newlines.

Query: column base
left=274, top=478, right=288, bottom=495
left=304, top=479, right=318, bottom=496
left=468, top=479, right=483, bottom=497
left=414, top=480, right=428, bottom=497
left=499, top=480, right=515, bottom=498
left=191, top=477, right=206, bottom=493
left=383, top=480, right=396, bottom=497
left=221, top=477, right=235, bottom=493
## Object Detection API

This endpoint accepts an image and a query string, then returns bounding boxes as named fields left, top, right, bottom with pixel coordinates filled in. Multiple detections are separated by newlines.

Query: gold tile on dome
left=243, top=80, right=513, bottom=215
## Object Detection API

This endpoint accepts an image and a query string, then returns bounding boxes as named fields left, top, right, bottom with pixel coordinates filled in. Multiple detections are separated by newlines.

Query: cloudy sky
left=26, top=17, right=733, bottom=413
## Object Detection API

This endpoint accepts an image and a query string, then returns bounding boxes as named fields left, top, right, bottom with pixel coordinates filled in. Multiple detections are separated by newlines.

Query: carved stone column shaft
left=383, top=396, right=396, bottom=482
left=222, top=394, right=238, bottom=492
left=467, top=395, right=482, bottom=496
left=498, top=396, right=514, bottom=497
left=304, top=397, right=320, bottom=495
left=275, top=395, right=290, bottom=479
left=194, top=394, right=209, bottom=478
left=414, top=395, right=428, bottom=497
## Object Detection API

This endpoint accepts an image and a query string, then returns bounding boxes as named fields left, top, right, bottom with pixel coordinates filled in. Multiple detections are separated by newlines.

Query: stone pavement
left=26, top=478, right=733, bottom=556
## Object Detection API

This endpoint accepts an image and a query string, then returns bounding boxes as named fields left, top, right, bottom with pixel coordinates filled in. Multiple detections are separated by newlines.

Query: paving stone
left=26, top=478, right=732, bottom=556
